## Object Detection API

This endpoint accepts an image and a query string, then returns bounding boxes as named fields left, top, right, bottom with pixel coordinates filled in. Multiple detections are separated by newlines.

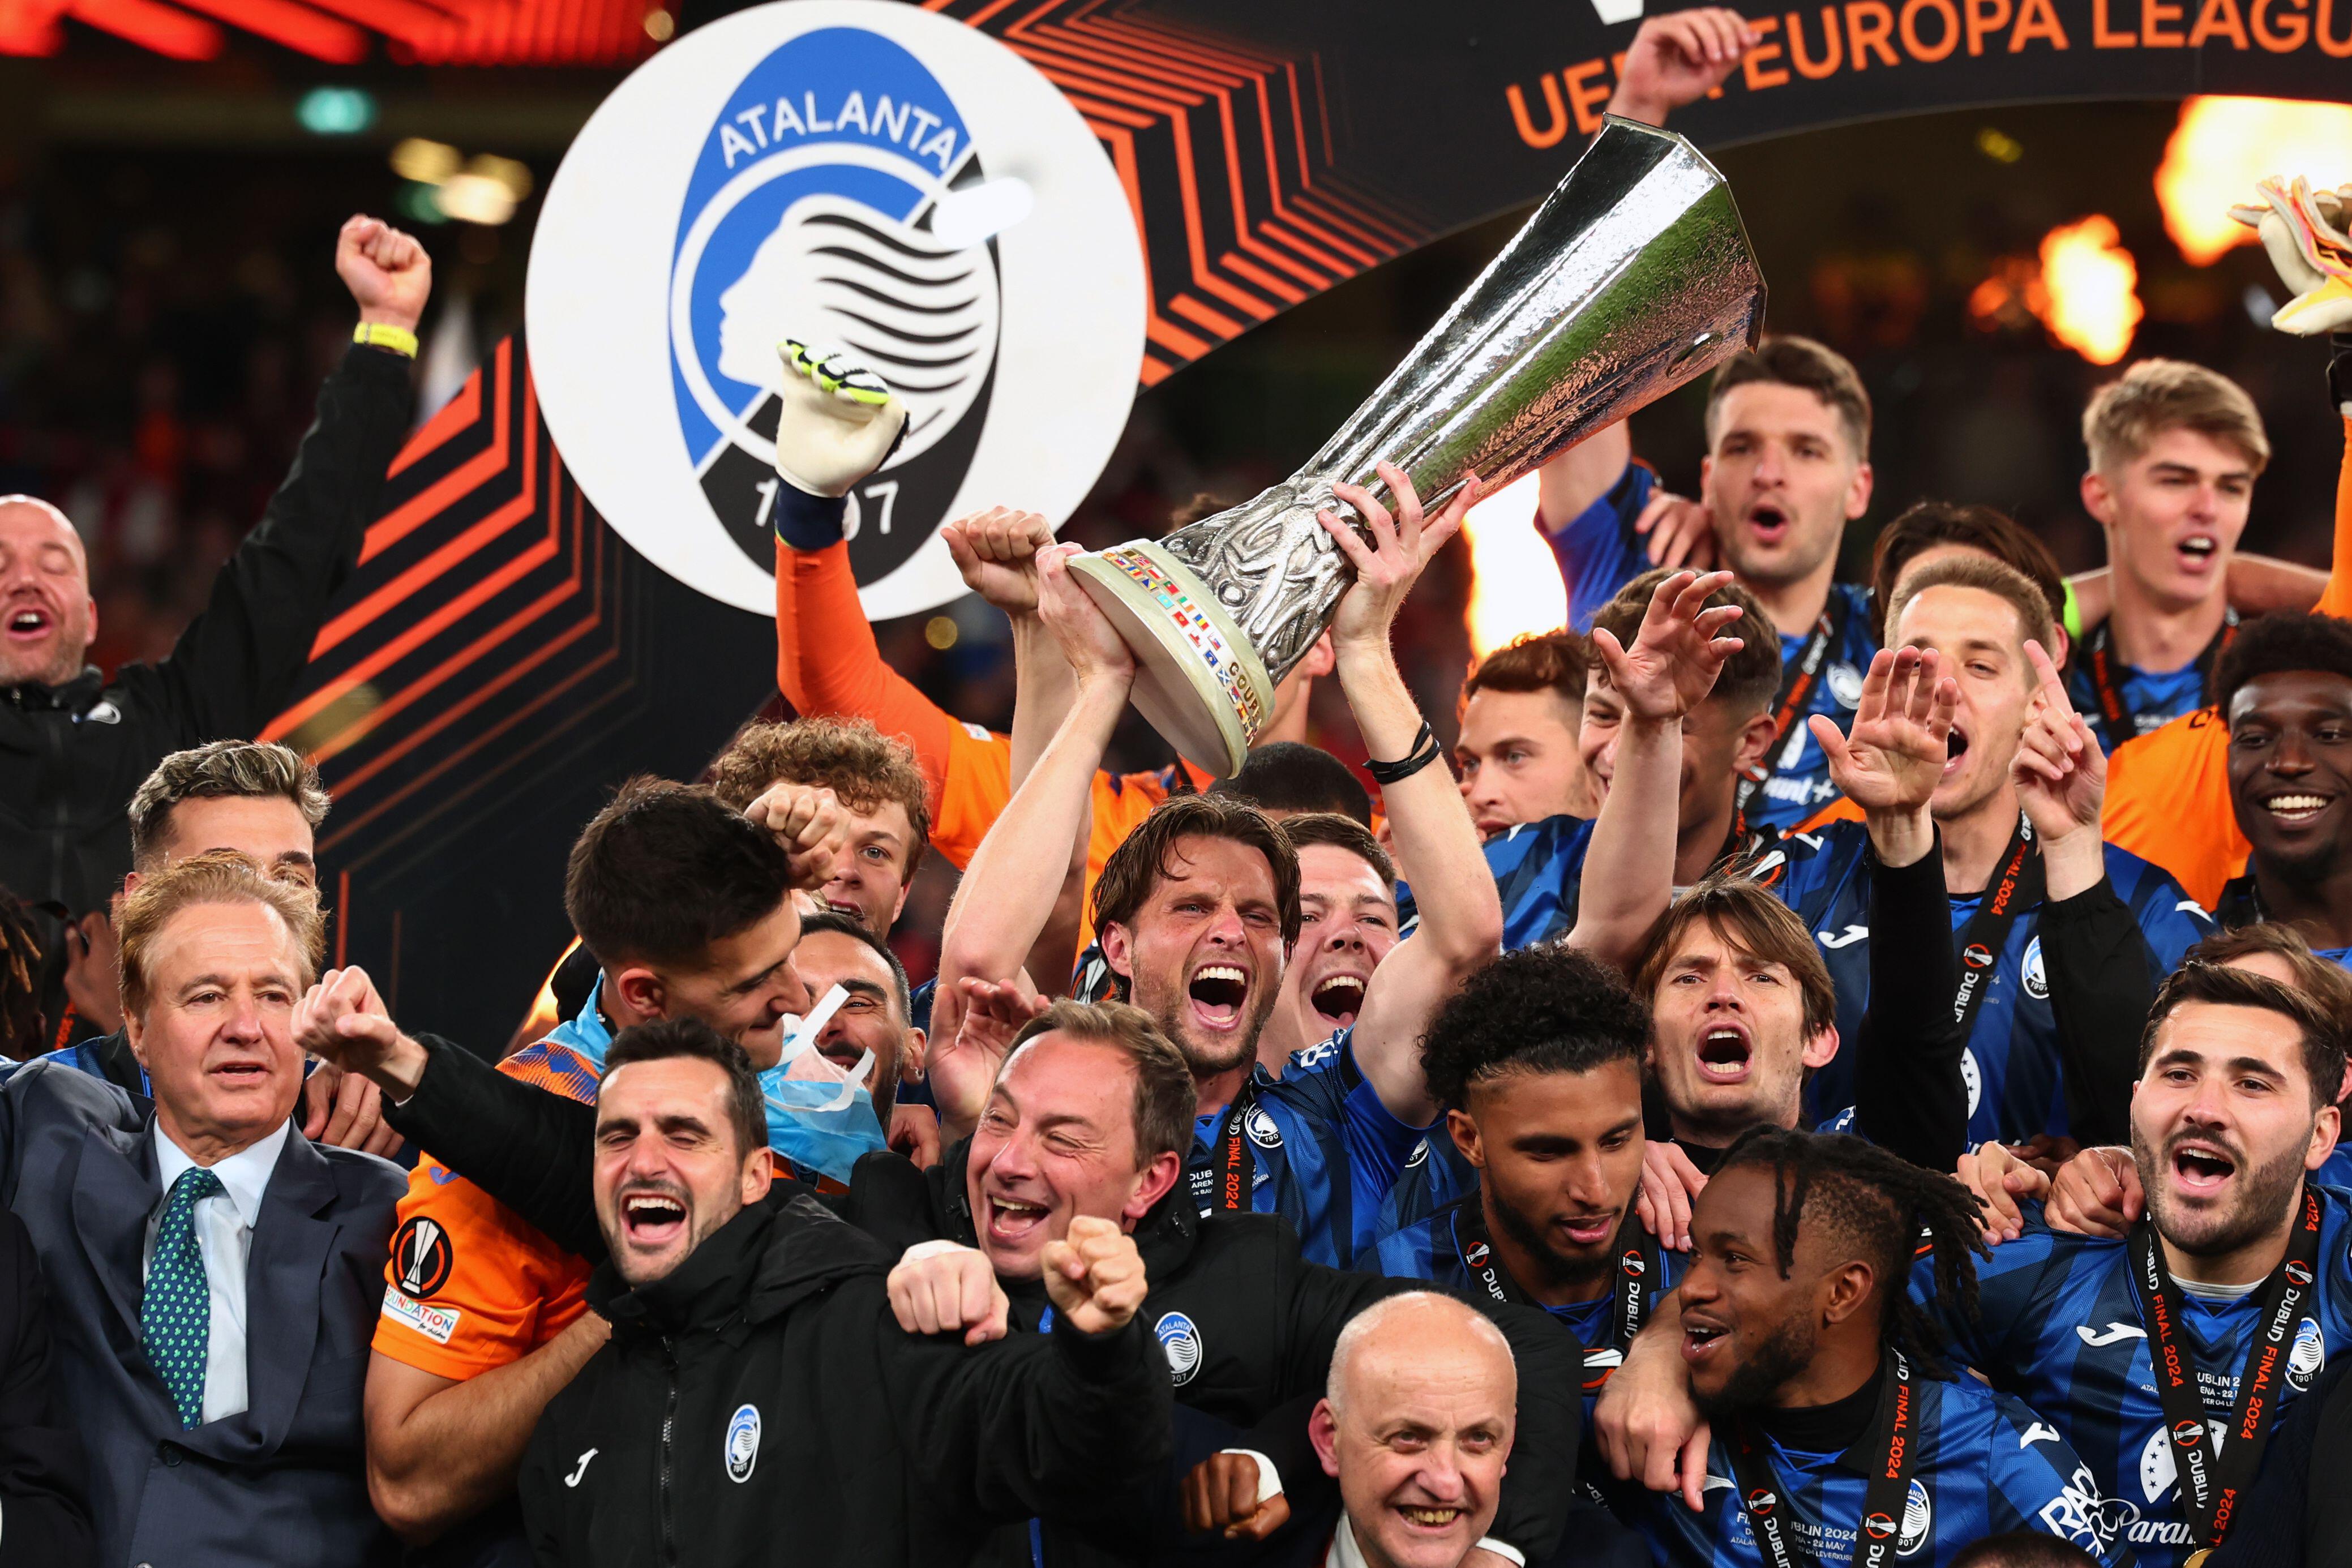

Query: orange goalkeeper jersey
left=774, top=539, right=1210, bottom=942
left=371, top=1034, right=599, bottom=1380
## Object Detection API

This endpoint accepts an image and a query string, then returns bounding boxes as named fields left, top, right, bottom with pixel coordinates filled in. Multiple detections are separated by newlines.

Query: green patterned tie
left=144, top=1166, right=224, bottom=1430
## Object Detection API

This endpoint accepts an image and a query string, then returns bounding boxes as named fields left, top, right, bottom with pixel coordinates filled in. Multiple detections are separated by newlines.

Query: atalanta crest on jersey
left=726, top=1403, right=762, bottom=1482
left=1154, top=1312, right=1205, bottom=1385
left=529, top=1, right=1145, bottom=619
left=2290, top=1314, right=2327, bottom=1389
left=1897, top=1477, right=1931, bottom=1556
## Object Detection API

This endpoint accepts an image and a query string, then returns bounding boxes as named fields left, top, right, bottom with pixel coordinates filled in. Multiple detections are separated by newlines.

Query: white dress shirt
left=143, top=1119, right=292, bottom=1425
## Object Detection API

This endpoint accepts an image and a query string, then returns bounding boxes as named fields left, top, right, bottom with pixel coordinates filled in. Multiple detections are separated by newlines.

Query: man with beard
left=359, top=778, right=850, bottom=1563
left=2207, top=612, right=2352, bottom=966
left=1607, top=966, right=2352, bottom=1568
left=1627, top=1127, right=2125, bottom=1567
left=1773, top=555, right=2212, bottom=1143
left=929, top=462, right=1503, bottom=1267
left=512, top=1017, right=1175, bottom=1568
left=339, top=996, right=1589, bottom=1568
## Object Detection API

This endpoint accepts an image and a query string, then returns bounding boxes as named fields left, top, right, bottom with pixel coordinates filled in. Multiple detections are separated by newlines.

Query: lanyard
left=1448, top=1198, right=1655, bottom=1386
left=1737, top=595, right=1848, bottom=817
left=1190, top=1086, right=1259, bottom=1214
left=2080, top=609, right=2237, bottom=751
left=1950, top=817, right=2042, bottom=1040
left=1726, top=1352, right=1917, bottom=1568
left=2127, top=1183, right=2323, bottom=1551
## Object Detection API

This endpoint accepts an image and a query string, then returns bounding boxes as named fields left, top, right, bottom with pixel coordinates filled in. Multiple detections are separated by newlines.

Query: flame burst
left=1460, top=470, right=1568, bottom=659
left=2157, top=97, right=2352, bottom=266
left=2036, top=216, right=2143, bottom=366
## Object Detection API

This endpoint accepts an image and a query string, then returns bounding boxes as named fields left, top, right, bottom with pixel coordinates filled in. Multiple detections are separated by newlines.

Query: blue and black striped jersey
left=1547, top=462, right=1879, bottom=834
left=1634, top=1369, right=2128, bottom=1567
left=1184, top=1029, right=1435, bottom=1271
left=1911, top=1188, right=2352, bottom=1568
left=1775, top=819, right=2212, bottom=1142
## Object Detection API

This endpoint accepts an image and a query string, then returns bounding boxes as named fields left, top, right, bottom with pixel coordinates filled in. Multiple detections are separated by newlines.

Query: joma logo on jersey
left=669, top=27, right=1005, bottom=588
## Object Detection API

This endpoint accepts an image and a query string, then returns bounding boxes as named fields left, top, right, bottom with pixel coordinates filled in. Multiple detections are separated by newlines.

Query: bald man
left=1309, top=1293, right=1517, bottom=1568
left=1, top=216, right=426, bottom=1002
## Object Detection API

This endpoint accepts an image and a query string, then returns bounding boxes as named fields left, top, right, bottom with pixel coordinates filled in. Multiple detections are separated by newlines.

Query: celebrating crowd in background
left=6, top=14, right=2352, bottom=1568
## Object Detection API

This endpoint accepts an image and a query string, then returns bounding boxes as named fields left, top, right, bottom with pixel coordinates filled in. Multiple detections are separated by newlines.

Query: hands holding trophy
left=1066, top=117, right=1767, bottom=775
left=769, top=117, right=1766, bottom=776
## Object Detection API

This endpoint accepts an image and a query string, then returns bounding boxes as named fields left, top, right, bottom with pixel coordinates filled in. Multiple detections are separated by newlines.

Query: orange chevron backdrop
left=256, top=0, right=1453, bottom=1034
left=919, top=0, right=1432, bottom=386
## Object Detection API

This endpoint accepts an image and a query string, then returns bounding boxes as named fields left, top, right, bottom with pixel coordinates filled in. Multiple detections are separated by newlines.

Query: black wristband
left=773, top=483, right=849, bottom=551
left=1364, top=720, right=1443, bottom=785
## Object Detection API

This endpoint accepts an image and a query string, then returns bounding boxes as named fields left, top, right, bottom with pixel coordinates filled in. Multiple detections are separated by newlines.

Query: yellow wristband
left=353, top=322, right=419, bottom=358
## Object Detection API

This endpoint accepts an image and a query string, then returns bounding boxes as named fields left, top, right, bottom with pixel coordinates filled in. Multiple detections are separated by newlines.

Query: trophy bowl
left=1071, top=116, right=1766, bottom=778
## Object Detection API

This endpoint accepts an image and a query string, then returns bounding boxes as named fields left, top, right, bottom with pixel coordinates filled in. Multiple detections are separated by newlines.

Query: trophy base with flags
left=1070, top=115, right=1767, bottom=777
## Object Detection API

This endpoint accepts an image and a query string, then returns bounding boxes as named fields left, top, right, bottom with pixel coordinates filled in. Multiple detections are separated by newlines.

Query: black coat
left=387, top=1038, right=1584, bottom=1566
left=0, top=1205, right=92, bottom=1567
left=517, top=1192, right=1173, bottom=1568
left=0, top=343, right=413, bottom=920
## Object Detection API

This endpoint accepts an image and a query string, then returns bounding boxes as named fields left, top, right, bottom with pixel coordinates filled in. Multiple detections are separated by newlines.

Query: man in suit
left=0, top=849, right=405, bottom=1567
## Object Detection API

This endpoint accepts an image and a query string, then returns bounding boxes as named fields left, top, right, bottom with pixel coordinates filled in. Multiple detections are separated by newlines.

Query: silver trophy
left=1069, top=116, right=1767, bottom=777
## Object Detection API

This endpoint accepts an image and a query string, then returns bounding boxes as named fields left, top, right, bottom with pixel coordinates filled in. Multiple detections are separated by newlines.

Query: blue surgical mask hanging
left=759, top=984, right=888, bottom=1184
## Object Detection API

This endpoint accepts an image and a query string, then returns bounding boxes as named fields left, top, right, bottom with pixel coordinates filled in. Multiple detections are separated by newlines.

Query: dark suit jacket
left=0, top=1205, right=93, bottom=1566
left=0, top=1059, right=405, bottom=1567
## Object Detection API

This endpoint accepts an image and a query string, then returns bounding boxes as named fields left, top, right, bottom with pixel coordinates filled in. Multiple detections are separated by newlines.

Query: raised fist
left=773, top=340, right=909, bottom=498
left=743, top=781, right=849, bottom=892
left=942, top=507, right=1057, bottom=617
left=337, top=216, right=432, bottom=333
left=1039, top=1214, right=1148, bottom=1335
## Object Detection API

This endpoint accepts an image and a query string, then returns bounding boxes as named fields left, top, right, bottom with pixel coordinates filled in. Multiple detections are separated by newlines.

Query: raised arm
left=2012, top=640, right=2147, bottom=1145
left=932, top=546, right=1130, bottom=1051
left=1811, top=648, right=1970, bottom=1168
left=1567, top=569, right=1748, bottom=971
left=163, top=216, right=421, bottom=738
left=1314, top=464, right=1501, bottom=1124
left=768, top=347, right=965, bottom=803
left=1532, top=10, right=1759, bottom=602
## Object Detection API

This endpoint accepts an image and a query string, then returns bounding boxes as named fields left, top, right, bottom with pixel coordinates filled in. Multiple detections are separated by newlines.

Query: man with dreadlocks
left=1625, top=1127, right=2126, bottom=1567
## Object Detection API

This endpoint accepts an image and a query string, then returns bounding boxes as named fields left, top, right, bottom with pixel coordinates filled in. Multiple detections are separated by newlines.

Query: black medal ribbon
left=1736, top=594, right=1848, bottom=818
left=1950, top=816, right=2042, bottom=1042
left=2080, top=608, right=2237, bottom=752
left=1190, top=1085, right=1259, bottom=1214
left=1449, top=1198, right=1656, bottom=1388
left=2127, top=1181, right=2323, bottom=1551
left=1727, top=1352, right=1918, bottom=1568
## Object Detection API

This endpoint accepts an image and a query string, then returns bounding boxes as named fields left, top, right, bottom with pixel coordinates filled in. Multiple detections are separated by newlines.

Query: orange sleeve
left=2315, top=414, right=2352, bottom=619
left=371, top=1049, right=595, bottom=1380
left=2101, top=712, right=2246, bottom=909
left=774, top=539, right=963, bottom=807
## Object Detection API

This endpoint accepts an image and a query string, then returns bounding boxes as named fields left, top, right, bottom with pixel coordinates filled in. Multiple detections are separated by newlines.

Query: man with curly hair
left=709, top=716, right=932, bottom=942
left=1371, top=946, right=1672, bottom=1409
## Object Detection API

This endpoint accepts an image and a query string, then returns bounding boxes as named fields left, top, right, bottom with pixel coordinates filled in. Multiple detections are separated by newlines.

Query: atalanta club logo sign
left=529, top=0, right=1145, bottom=619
